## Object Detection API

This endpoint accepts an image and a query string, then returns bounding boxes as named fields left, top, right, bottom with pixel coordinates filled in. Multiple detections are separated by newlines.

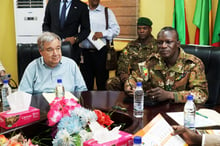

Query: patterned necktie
left=60, top=0, right=67, bottom=29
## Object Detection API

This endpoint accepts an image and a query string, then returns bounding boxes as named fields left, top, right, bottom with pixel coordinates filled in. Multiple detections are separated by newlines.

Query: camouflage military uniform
left=106, top=35, right=157, bottom=90
left=129, top=48, right=208, bottom=104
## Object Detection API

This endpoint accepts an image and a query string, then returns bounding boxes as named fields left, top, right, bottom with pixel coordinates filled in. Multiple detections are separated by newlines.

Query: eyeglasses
left=156, top=40, right=177, bottom=46
left=45, top=47, right=61, bottom=53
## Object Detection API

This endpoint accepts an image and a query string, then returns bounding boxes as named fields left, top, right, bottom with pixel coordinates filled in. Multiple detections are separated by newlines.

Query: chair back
left=181, top=45, right=220, bottom=106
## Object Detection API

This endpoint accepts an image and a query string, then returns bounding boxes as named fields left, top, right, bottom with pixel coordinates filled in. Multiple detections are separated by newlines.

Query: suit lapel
left=66, top=0, right=78, bottom=21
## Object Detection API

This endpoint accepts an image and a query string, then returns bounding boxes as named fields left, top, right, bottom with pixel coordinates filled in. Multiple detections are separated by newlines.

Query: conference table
left=1, top=91, right=220, bottom=136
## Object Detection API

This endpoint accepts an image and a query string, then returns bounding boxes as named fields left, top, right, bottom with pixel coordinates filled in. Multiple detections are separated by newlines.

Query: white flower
left=53, top=129, right=75, bottom=146
left=79, top=129, right=93, bottom=143
left=70, top=107, right=97, bottom=127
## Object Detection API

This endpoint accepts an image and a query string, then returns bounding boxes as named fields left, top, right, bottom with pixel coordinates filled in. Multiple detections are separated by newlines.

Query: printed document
left=134, top=114, right=186, bottom=146
left=167, top=111, right=218, bottom=128
left=87, top=31, right=105, bottom=50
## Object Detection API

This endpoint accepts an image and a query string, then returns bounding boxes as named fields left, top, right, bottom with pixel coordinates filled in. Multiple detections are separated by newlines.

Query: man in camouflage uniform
left=124, top=27, right=208, bottom=104
left=106, top=17, right=157, bottom=90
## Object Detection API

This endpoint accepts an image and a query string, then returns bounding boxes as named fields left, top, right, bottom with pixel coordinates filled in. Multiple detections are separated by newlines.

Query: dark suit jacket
left=42, top=0, right=90, bottom=42
left=42, top=0, right=90, bottom=64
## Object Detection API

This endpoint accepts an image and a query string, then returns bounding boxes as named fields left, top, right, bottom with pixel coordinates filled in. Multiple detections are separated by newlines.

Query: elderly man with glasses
left=18, top=32, right=87, bottom=94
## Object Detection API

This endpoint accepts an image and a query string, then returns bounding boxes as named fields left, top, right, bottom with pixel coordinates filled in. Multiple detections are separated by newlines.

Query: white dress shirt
left=80, top=4, right=120, bottom=49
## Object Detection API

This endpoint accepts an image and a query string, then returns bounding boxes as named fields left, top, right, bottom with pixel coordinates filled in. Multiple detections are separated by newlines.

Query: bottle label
left=134, top=89, right=144, bottom=118
left=1, top=87, right=11, bottom=111
left=184, top=111, right=195, bottom=131
left=55, top=86, right=65, bottom=98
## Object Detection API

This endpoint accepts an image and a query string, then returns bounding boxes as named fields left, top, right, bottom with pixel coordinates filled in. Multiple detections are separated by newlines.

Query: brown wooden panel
left=82, top=0, right=138, bottom=39
left=119, top=25, right=137, bottom=35
left=118, top=35, right=136, bottom=39
left=101, top=0, right=137, bottom=7
left=111, top=7, right=137, bottom=17
left=117, top=17, right=137, bottom=26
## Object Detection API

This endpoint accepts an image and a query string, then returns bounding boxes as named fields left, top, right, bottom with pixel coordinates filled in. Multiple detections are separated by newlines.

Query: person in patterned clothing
left=124, top=26, right=208, bottom=104
left=106, top=17, right=157, bottom=90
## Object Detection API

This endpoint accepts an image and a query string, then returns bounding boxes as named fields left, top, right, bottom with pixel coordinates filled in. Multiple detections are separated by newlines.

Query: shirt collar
left=89, top=4, right=103, bottom=11
left=40, top=56, right=63, bottom=68
left=61, top=0, right=71, bottom=3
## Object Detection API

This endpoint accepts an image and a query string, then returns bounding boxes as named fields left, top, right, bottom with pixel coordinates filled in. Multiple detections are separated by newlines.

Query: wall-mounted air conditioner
left=13, top=0, right=47, bottom=43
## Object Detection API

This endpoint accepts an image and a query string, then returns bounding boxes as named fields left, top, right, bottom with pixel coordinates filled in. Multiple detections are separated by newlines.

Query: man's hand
left=120, top=73, right=129, bottom=83
left=64, top=36, right=77, bottom=45
left=171, top=125, right=202, bottom=145
left=0, top=70, right=6, bottom=77
left=92, top=32, right=103, bottom=40
left=124, top=79, right=136, bottom=97
left=146, top=87, right=174, bottom=101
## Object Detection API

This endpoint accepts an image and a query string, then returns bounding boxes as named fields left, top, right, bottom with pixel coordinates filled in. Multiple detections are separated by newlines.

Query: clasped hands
left=124, top=79, right=174, bottom=101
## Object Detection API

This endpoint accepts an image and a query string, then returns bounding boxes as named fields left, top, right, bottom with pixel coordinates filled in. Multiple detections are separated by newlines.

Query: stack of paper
left=167, top=108, right=220, bottom=128
left=134, top=114, right=186, bottom=146
left=197, top=129, right=220, bottom=135
left=197, top=108, right=220, bottom=125
left=43, top=91, right=78, bottom=103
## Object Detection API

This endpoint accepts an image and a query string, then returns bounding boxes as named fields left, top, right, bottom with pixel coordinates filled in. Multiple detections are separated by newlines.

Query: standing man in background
left=106, top=17, right=157, bottom=91
left=80, top=0, right=120, bottom=90
left=42, top=0, right=90, bottom=65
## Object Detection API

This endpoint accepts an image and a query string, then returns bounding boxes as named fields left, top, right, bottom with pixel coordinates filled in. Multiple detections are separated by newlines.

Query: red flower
left=94, top=110, right=114, bottom=127
left=8, top=141, right=23, bottom=146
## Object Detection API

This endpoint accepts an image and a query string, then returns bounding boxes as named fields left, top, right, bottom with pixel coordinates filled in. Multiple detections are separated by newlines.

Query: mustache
left=158, top=48, right=168, bottom=52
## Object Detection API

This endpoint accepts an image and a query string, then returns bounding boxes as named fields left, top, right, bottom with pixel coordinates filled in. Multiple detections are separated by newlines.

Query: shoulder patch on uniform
left=123, top=49, right=128, bottom=55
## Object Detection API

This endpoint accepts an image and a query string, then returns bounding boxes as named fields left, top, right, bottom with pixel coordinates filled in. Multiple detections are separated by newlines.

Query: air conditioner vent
left=17, top=0, right=43, bottom=8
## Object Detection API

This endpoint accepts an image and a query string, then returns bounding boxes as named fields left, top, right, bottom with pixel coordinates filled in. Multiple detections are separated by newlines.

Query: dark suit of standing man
left=42, top=0, right=90, bottom=64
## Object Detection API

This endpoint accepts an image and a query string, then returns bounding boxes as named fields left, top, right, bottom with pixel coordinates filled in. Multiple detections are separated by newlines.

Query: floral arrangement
left=0, top=133, right=37, bottom=146
left=47, top=97, right=114, bottom=146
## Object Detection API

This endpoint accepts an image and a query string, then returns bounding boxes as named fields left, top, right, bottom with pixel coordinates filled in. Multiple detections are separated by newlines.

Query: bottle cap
left=187, top=95, right=193, bottom=100
left=133, top=136, right=142, bottom=144
left=136, top=82, right=142, bottom=87
left=3, top=79, right=8, bottom=84
left=57, top=79, right=62, bottom=83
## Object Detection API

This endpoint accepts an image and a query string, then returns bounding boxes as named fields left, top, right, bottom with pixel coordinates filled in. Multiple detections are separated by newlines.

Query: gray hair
left=37, top=32, right=61, bottom=51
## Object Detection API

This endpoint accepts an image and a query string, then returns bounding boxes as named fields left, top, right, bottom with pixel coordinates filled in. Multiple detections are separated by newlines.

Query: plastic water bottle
left=1, top=79, right=12, bottom=111
left=133, top=82, right=144, bottom=118
left=55, top=79, right=65, bottom=98
left=184, top=94, right=196, bottom=131
left=133, top=136, right=142, bottom=146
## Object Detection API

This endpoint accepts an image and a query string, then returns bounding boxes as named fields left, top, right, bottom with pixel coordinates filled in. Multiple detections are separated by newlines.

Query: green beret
left=137, top=17, right=152, bottom=26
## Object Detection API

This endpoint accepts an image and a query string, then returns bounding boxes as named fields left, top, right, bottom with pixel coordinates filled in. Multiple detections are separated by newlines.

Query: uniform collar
left=152, top=48, right=186, bottom=73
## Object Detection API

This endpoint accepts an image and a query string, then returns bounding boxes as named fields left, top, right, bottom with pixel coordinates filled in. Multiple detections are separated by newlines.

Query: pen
left=196, top=112, right=208, bottom=119
left=127, top=79, right=133, bottom=90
